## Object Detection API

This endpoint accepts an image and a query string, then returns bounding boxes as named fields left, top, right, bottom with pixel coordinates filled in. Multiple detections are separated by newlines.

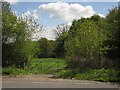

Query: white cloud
left=67, top=22, right=72, bottom=26
left=31, top=27, right=56, bottom=41
left=32, top=10, right=39, bottom=20
left=39, top=2, right=96, bottom=22
left=40, top=27, right=56, bottom=40
left=3, top=0, right=19, bottom=4
left=98, top=14, right=105, bottom=18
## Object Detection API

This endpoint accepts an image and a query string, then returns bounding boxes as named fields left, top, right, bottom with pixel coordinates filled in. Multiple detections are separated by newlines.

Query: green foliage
left=2, top=2, right=37, bottom=67
left=105, top=7, right=120, bottom=71
left=37, top=38, right=48, bottom=58
left=54, top=24, right=69, bottom=58
left=55, top=68, right=120, bottom=82
left=74, top=69, right=119, bottom=82
left=65, top=16, right=108, bottom=69
left=106, top=7, right=120, bottom=58
left=2, top=66, right=29, bottom=76
left=37, top=38, right=56, bottom=58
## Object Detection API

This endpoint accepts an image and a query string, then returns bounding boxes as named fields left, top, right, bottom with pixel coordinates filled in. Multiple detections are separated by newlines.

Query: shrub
left=74, top=69, right=120, bottom=82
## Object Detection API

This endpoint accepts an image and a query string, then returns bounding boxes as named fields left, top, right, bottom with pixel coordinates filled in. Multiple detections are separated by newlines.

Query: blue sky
left=10, top=2, right=118, bottom=40
left=10, top=2, right=118, bottom=27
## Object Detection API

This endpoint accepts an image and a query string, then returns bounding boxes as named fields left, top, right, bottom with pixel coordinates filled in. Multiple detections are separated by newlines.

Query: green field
left=2, top=58, right=67, bottom=75
left=30, top=58, right=67, bottom=74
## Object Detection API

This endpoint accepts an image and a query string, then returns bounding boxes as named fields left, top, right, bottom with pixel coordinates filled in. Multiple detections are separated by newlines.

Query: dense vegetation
left=1, top=2, right=120, bottom=82
left=36, top=38, right=56, bottom=58
left=65, top=16, right=108, bottom=69
left=50, top=7, right=120, bottom=71
left=54, top=7, right=120, bottom=81
left=2, top=2, right=37, bottom=68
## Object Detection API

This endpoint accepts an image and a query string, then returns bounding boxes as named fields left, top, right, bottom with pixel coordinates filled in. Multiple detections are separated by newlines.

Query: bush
left=74, top=69, right=120, bottom=82
left=2, top=66, right=29, bottom=76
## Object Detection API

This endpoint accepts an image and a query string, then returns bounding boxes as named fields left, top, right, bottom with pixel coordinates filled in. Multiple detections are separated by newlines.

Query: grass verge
left=54, top=68, right=120, bottom=82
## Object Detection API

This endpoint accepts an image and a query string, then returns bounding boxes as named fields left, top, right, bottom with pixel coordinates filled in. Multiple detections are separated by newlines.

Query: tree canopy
left=64, top=16, right=108, bottom=69
left=2, top=2, right=37, bottom=67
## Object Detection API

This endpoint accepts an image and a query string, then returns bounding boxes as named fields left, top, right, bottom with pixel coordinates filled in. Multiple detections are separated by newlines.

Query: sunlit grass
left=2, top=58, right=67, bottom=75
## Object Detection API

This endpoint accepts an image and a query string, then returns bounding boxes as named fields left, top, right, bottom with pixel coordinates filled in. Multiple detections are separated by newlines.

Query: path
left=1, top=74, right=120, bottom=89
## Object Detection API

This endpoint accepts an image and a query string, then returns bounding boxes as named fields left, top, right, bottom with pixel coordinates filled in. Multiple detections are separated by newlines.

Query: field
left=2, top=58, right=67, bottom=75
left=30, top=58, right=67, bottom=74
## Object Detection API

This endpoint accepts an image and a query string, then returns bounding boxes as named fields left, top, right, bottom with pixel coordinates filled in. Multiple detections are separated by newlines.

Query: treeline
left=36, top=24, right=69, bottom=58
left=36, top=38, right=56, bottom=58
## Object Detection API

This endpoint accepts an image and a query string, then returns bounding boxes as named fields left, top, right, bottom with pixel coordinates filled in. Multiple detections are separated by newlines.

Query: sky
left=8, top=1, right=118, bottom=40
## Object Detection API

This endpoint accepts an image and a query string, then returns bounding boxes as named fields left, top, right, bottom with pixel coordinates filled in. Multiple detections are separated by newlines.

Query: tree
left=2, top=2, right=37, bottom=67
left=47, top=40, right=56, bottom=58
left=54, top=24, right=69, bottom=58
left=65, top=16, right=108, bottom=69
left=37, top=38, right=56, bottom=58
left=106, top=7, right=119, bottom=58
left=37, top=38, right=48, bottom=58
left=106, top=7, right=120, bottom=69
